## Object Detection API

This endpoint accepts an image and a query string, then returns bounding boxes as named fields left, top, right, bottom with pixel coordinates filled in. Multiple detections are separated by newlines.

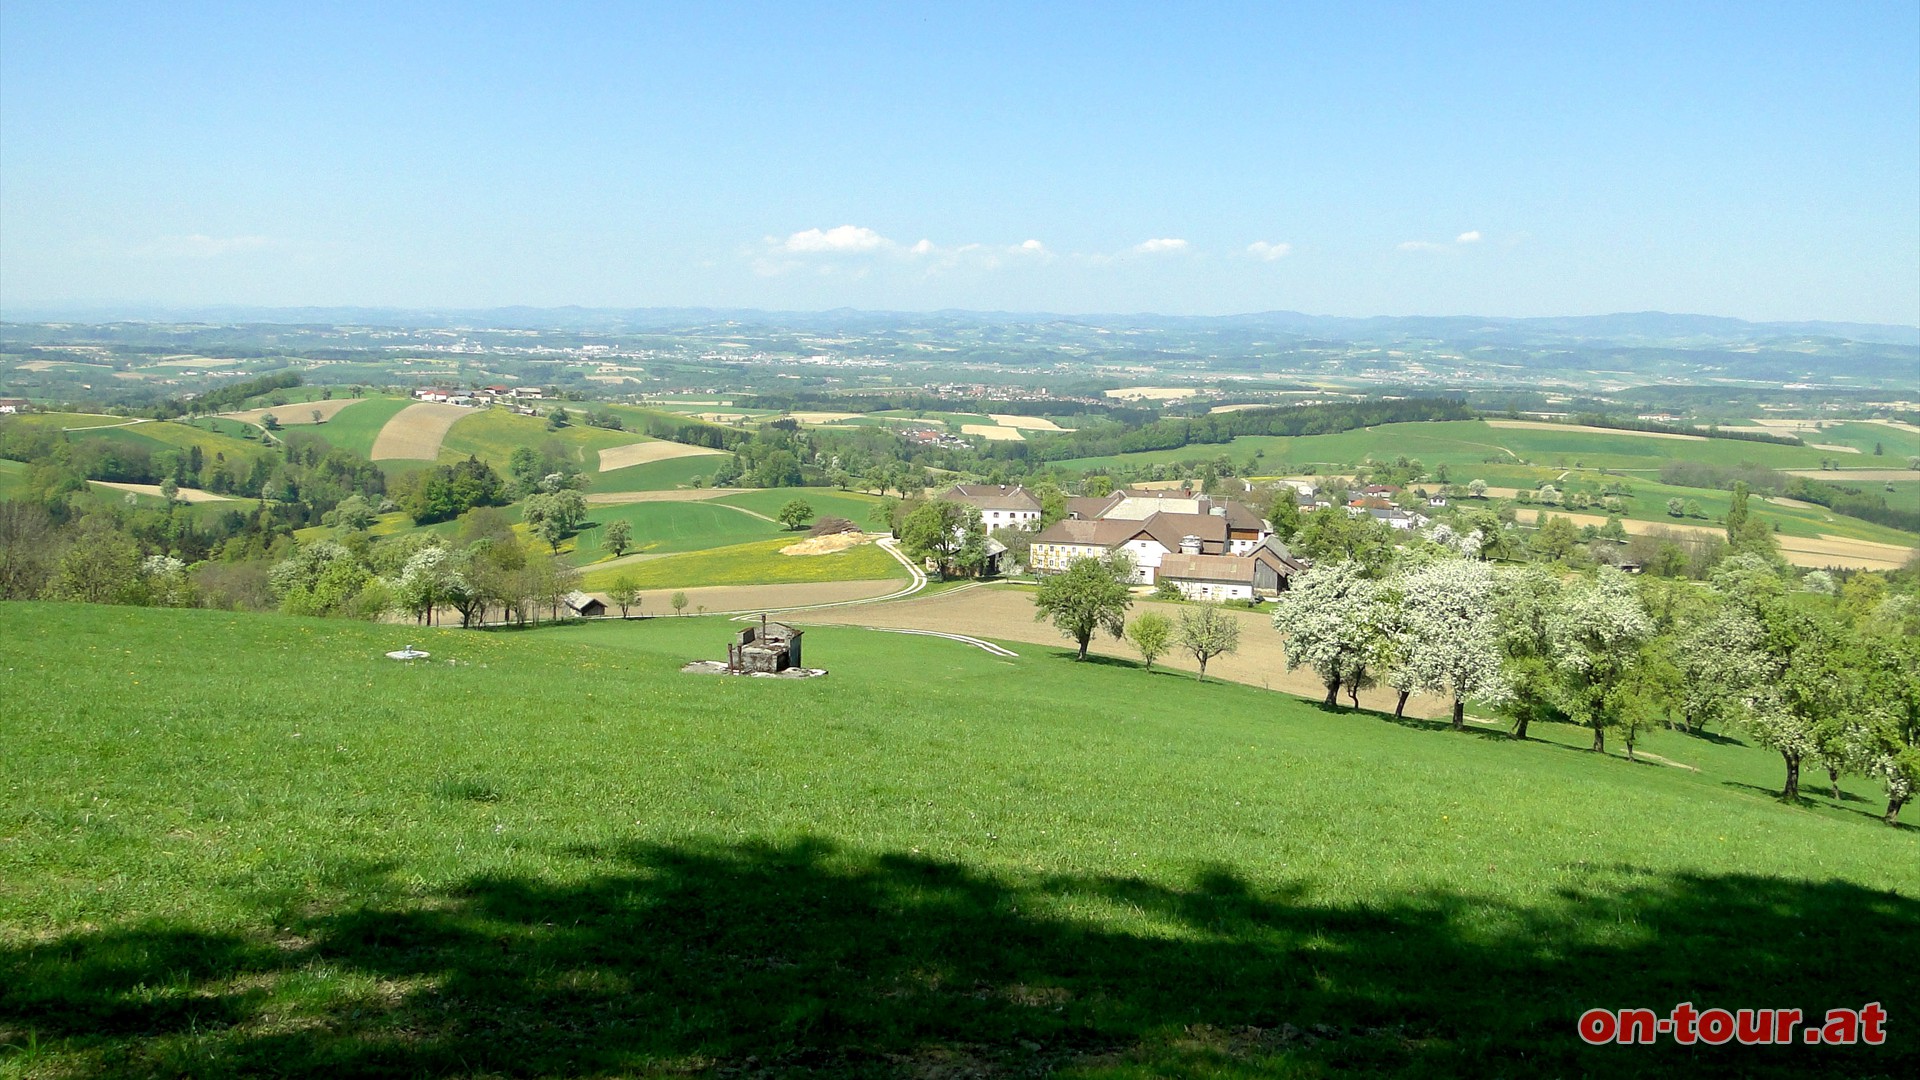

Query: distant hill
left=7, top=304, right=1916, bottom=347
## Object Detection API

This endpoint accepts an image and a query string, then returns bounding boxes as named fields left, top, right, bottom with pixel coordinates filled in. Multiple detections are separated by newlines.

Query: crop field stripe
left=370, top=402, right=476, bottom=460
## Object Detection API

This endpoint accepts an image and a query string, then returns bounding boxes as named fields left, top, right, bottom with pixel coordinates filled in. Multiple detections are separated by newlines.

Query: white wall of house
left=1166, top=578, right=1255, bottom=601
left=979, top=508, right=1040, bottom=529
left=1119, top=538, right=1170, bottom=582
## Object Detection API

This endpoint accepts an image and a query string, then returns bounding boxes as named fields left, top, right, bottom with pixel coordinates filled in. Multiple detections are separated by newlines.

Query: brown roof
left=1065, top=494, right=1122, bottom=520
left=1156, top=553, right=1257, bottom=584
left=1034, top=517, right=1140, bottom=547
left=1134, top=512, right=1227, bottom=552
left=1203, top=498, right=1266, bottom=533
left=942, top=484, right=1042, bottom=512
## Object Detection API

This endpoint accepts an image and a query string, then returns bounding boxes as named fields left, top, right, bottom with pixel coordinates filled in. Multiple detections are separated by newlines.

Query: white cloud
left=1018, top=238, right=1047, bottom=254
left=781, top=225, right=891, bottom=253
left=1135, top=237, right=1189, bottom=254
left=1247, top=241, right=1292, bottom=261
left=137, top=234, right=274, bottom=259
left=909, top=238, right=936, bottom=255
left=1456, top=230, right=1482, bottom=244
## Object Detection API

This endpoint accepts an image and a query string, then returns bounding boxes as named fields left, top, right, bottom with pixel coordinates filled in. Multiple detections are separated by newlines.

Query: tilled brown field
left=795, top=585, right=1455, bottom=719
left=370, top=402, right=473, bottom=460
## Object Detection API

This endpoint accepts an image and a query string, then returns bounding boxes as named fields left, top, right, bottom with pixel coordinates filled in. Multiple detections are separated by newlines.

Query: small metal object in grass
left=386, top=645, right=431, bottom=661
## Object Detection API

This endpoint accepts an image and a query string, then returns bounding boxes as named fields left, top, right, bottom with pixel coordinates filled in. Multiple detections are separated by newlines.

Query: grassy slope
left=0, top=603, right=1913, bottom=1078
left=307, top=396, right=414, bottom=459
left=578, top=535, right=906, bottom=589
left=0, top=457, right=26, bottom=499
left=441, top=410, right=643, bottom=471
left=1056, top=420, right=1918, bottom=543
left=588, top=454, right=731, bottom=493
left=712, top=487, right=885, bottom=524
left=1812, top=421, right=1920, bottom=459
left=570, top=501, right=784, bottom=562
left=67, top=420, right=277, bottom=473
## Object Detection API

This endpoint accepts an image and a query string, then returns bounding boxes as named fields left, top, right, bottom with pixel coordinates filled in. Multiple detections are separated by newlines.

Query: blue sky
left=3, top=2, right=1916, bottom=323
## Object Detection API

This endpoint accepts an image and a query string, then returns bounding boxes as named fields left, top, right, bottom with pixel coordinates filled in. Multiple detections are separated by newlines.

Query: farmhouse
left=937, top=484, right=1043, bottom=530
left=563, top=591, right=606, bottom=618
left=1031, top=488, right=1276, bottom=584
left=0, top=398, right=30, bottom=414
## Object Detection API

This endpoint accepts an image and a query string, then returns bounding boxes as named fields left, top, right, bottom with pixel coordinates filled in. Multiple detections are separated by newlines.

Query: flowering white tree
left=1401, top=559, right=1511, bottom=731
left=1272, top=561, right=1393, bottom=708
left=138, top=554, right=193, bottom=608
left=1546, top=569, right=1655, bottom=753
left=392, top=544, right=456, bottom=626
left=1672, top=606, right=1771, bottom=734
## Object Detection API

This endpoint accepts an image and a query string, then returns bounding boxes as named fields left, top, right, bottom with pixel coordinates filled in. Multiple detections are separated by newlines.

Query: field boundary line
left=864, top=626, right=1018, bottom=657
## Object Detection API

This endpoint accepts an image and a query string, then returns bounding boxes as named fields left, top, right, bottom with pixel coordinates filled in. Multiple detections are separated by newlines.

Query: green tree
left=1724, top=480, right=1751, bottom=543
left=332, top=493, right=378, bottom=531
left=50, top=517, right=142, bottom=605
left=1032, top=553, right=1134, bottom=659
left=899, top=499, right=972, bottom=579
left=1176, top=602, right=1241, bottom=682
left=1293, top=508, right=1396, bottom=575
left=777, top=499, right=815, bottom=530
left=1531, top=514, right=1581, bottom=562
left=603, top=519, right=634, bottom=558
left=260, top=413, right=280, bottom=431
left=1265, top=491, right=1301, bottom=541
left=608, top=575, right=641, bottom=618
left=670, top=590, right=689, bottom=616
left=524, top=489, right=588, bottom=553
left=1124, top=611, right=1173, bottom=671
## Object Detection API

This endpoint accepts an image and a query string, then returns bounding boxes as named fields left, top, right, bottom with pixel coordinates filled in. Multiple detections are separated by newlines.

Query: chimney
left=1181, top=534, right=1202, bottom=555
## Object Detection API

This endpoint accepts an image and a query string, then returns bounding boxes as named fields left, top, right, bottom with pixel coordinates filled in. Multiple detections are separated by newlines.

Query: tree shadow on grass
left=4, top=839, right=1916, bottom=1078
left=1722, top=781, right=1913, bottom=832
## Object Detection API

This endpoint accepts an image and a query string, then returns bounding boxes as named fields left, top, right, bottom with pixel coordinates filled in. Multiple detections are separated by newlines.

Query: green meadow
left=305, top=397, right=414, bottom=460
left=66, top=420, right=277, bottom=474
left=570, top=501, right=784, bottom=561
left=579, top=535, right=906, bottom=590
left=0, top=602, right=1912, bottom=1078
left=440, top=410, right=642, bottom=472
left=712, top=487, right=886, bottom=525
left=1051, top=420, right=1845, bottom=475
left=0, top=457, right=28, bottom=499
left=588, top=455, right=731, bottom=494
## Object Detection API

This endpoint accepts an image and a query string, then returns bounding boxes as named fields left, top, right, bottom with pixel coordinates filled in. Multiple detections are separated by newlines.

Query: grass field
left=0, top=457, right=26, bottom=499
left=712, top=487, right=886, bottom=525
left=66, top=420, right=277, bottom=474
left=570, top=501, right=785, bottom=562
left=308, top=397, right=414, bottom=459
left=440, top=410, right=643, bottom=472
left=0, top=603, right=1912, bottom=1077
left=589, top=454, right=732, bottom=493
left=1052, top=420, right=1844, bottom=476
left=579, top=534, right=907, bottom=590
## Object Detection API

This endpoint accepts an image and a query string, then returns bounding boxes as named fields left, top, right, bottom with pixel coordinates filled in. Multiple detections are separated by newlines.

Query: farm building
left=564, top=592, right=606, bottom=618
left=938, top=483, right=1044, bottom=530
left=729, top=616, right=804, bottom=674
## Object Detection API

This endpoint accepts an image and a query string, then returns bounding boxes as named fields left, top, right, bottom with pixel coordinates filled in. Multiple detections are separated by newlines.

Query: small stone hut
left=729, top=615, right=804, bottom=673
